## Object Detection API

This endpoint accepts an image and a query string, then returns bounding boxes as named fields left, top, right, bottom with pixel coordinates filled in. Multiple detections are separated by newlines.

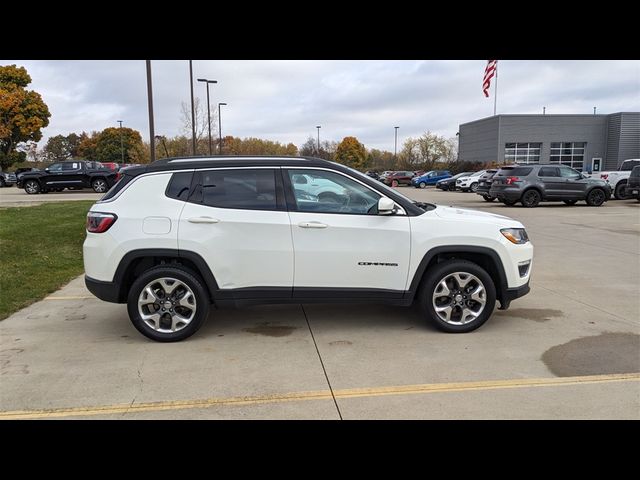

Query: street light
left=218, top=103, right=227, bottom=154
left=117, top=120, right=124, bottom=164
left=146, top=60, right=156, bottom=163
left=394, top=126, right=399, bottom=160
left=316, top=126, right=321, bottom=154
left=197, top=78, right=218, bottom=156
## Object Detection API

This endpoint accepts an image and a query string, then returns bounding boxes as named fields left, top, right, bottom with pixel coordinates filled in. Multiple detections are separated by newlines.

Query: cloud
left=3, top=59, right=639, bottom=152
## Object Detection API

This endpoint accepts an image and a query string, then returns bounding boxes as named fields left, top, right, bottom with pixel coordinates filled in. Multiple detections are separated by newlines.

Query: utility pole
left=189, top=61, right=197, bottom=155
left=146, top=61, right=156, bottom=163
left=117, top=120, right=124, bottom=163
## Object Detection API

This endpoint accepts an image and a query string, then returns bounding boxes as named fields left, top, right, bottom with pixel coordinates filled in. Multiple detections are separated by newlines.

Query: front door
left=558, top=165, right=587, bottom=197
left=59, top=161, right=85, bottom=188
left=284, top=168, right=411, bottom=294
left=178, top=168, right=294, bottom=291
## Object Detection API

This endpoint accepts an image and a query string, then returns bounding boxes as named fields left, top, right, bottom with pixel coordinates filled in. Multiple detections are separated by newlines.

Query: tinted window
left=538, top=167, right=559, bottom=177
left=497, top=167, right=533, bottom=176
left=166, top=172, right=193, bottom=201
left=621, top=160, right=640, bottom=171
left=288, top=169, right=380, bottom=215
left=101, top=174, right=135, bottom=201
left=630, top=166, right=640, bottom=178
left=193, top=169, right=277, bottom=211
left=62, top=162, right=80, bottom=171
left=48, top=163, right=63, bottom=172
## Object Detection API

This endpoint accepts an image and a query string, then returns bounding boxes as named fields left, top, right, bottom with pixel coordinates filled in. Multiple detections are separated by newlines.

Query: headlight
left=501, top=228, right=529, bottom=244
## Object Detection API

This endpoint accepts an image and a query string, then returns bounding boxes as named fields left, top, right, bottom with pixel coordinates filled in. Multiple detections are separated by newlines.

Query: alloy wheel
left=137, top=277, right=197, bottom=333
left=432, top=272, right=487, bottom=325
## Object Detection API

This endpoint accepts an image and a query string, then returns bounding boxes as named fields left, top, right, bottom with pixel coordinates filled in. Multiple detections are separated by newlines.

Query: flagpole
left=493, top=61, right=498, bottom=116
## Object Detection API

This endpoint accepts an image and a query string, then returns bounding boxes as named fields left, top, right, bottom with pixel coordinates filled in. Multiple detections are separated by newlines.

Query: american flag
left=483, top=60, right=497, bottom=98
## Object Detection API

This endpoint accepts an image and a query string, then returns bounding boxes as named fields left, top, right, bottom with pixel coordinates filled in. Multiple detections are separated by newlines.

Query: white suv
left=456, top=170, right=486, bottom=192
left=84, top=157, right=533, bottom=342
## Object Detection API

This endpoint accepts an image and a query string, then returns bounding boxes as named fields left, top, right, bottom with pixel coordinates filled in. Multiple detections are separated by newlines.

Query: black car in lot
left=17, top=161, right=117, bottom=194
left=624, top=165, right=640, bottom=201
left=436, top=172, right=472, bottom=191
left=475, top=169, right=498, bottom=201
left=489, top=164, right=611, bottom=207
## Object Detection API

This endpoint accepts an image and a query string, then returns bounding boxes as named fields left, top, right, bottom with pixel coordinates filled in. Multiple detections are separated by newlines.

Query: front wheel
left=24, top=180, right=40, bottom=194
left=92, top=178, right=108, bottom=193
left=586, top=188, right=606, bottom=206
left=127, top=266, right=210, bottom=342
left=418, top=259, right=496, bottom=333
left=419, top=182, right=426, bottom=189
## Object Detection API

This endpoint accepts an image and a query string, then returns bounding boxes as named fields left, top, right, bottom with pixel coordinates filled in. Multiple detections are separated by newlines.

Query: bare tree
left=180, top=98, right=217, bottom=149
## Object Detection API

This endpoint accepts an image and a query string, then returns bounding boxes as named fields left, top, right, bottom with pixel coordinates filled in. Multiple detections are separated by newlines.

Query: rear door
left=537, top=166, right=562, bottom=198
left=178, top=168, right=294, bottom=291
left=59, top=161, right=85, bottom=188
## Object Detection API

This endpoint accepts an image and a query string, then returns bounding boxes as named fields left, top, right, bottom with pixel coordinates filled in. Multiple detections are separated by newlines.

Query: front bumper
left=85, top=275, right=122, bottom=303
left=499, top=281, right=530, bottom=310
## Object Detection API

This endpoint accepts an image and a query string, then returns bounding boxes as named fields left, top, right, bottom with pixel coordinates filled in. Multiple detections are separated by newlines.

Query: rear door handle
left=188, top=216, right=220, bottom=224
left=298, top=221, right=328, bottom=229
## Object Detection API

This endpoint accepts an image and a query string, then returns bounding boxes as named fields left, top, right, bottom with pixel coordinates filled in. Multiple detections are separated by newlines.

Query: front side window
left=558, top=166, right=582, bottom=179
left=287, top=169, right=381, bottom=215
left=550, top=142, right=585, bottom=169
left=192, top=169, right=277, bottom=211
left=504, top=142, right=541, bottom=164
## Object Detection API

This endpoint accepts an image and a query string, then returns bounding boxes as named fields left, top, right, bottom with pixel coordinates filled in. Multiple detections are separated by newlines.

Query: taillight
left=505, top=176, right=521, bottom=185
left=600, top=174, right=608, bottom=180
left=87, top=212, right=117, bottom=233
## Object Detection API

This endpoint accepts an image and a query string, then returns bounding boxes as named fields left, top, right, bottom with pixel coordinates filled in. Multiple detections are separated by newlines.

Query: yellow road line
left=44, top=296, right=93, bottom=300
left=2, top=373, right=638, bottom=419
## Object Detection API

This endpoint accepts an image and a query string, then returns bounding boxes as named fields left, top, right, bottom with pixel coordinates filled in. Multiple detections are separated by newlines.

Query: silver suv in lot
left=490, top=164, right=611, bottom=207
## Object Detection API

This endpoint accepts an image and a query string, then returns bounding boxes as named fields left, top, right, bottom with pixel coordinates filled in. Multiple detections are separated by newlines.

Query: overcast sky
left=4, top=60, right=640, bottom=151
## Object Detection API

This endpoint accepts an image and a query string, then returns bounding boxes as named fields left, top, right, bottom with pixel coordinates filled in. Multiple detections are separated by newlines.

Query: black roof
left=147, top=155, right=333, bottom=172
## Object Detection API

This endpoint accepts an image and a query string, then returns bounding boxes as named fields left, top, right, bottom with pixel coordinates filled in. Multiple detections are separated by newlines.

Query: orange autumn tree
left=0, top=65, right=51, bottom=169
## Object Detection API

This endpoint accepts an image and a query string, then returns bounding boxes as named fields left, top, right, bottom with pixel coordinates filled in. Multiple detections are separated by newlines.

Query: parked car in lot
left=17, top=160, right=117, bottom=194
left=383, top=171, right=415, bottom=187
left=101, top=162, right=120, bottom=172
left=456, top=170, right=486, bottom=192
left=84, top=156, right=533, bottom=342
left=475, top=170, right=498, bottom=201
left=0, top=168, right=17, bottom=187
left=624, top=165, right=640, bottom=201
left=489, top=164, right=611, bottom=207
left=436, top=172, right=473, bottom=191
left=365, top=171, right=380, bottom=181
left=595, top=159, right=640, bottom=200
left=411, top=170, right=452, bottom=188
left=14, top=167, right=39, bottom=182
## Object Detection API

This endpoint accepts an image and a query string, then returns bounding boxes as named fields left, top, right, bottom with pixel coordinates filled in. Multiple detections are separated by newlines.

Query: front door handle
left=188, top=216, right=220, bottom=224
left=298, top=221, right=328, bottom=229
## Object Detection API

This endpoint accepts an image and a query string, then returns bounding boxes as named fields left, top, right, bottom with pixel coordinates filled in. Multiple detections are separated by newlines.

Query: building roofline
left=459, top=112, right=639, bottom=127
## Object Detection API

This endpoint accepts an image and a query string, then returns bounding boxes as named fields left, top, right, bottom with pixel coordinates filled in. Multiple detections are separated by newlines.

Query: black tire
left=521, top=189, right=541, bottom=208
left=24, top=179, right=40, bottom=194
left=482, top=195, right=495, bottom=202
left=92, top=177, right=108, bottom=193
left=563, top=200, right=578, bottom=205
left=441, top=185, right=449, bottom=191
left=500, top=198, right=517, bottom=206
left=127, top=266, right=210, bottom=342
left=418, top=259, right=496, bottom=333
left=0, top=178, right=5, bottom=188
left=614, top=181, right=629, bottom=200
left=470, top=182, right=479, bottom=192
left=586, top=188, right=606, bottom=206
left=419, top=182, right=426, bottom=189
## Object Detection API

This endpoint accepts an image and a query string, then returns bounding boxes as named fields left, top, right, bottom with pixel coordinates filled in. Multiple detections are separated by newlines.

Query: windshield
left=336, top=163, right=418, bottom=204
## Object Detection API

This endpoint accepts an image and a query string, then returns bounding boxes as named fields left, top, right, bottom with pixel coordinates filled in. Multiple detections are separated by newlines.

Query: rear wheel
left=419, top=259, right=496, bottom=333
left=521, top=189, right=541, bottom=208
left=563, top=200, right=578, bottom=205
left=24, top=180, right=40, bottom=194
left=92, top=178, right=108, bottom=193
left=586, top=188, right=606, bottom=206
left=482, top=195, right=495, bottom=202
left=127, top=266, right=210, bottom=342
left=614, top=181, right=630, bottom=200
left=419, top=182, right=426, bottom=189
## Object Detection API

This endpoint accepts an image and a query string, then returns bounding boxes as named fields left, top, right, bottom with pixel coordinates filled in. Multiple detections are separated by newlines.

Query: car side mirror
left=378, top=197, right=396, bottom=215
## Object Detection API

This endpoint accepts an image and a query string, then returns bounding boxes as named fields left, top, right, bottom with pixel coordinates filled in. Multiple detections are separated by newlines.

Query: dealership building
left=458, top=112, right=640, bottom=172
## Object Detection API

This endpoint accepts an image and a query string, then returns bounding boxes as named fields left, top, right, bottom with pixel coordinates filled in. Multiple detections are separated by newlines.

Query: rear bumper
left=85, top=275, right=122, bottom=303
left=624, top=184, right=640, bottom=198
left=499, top=281, right=530, bottom=310
left=490, top=187, right=522, bottom=201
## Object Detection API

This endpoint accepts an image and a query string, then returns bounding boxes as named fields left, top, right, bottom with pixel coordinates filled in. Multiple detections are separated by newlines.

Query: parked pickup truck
left=594, top=159, right=640, bottom=200
left=17, top=160, right=117, bottom=194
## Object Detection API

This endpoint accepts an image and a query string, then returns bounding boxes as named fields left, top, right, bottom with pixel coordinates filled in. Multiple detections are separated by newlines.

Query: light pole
left=197, top=78, right=218, bottom=155
left=155, top=135, right=169, bottom=157
left=316, top=126, right=321, bottom=154
left=117, top=120, right=124, bottom=164
left=146, top=60, right=156, bottom=163
left=455, top=132, right=460, bottom=162
left=189, top=61, right=197, bottom=156
left=218, top=103, right=227, bottom=154
left=394, top=126, right=399, bottom=160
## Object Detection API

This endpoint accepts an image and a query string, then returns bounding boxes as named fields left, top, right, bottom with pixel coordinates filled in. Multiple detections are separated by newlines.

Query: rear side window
left=166, top=172, right=193, bottom=201
left=101, top=175, right=135, bottom=201
left=538, top=167, right=559, bottom=177
left=497, top=167, right=533, bottom=176
left=191, top=169, right=278, bottom=211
